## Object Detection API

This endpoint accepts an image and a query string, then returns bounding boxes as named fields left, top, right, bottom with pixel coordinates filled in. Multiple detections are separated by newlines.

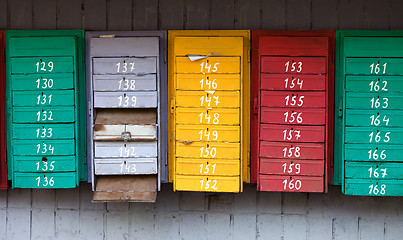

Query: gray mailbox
left=86, top=31, right=167, bottom=202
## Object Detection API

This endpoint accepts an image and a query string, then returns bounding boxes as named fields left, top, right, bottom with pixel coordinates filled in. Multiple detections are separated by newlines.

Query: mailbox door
left=0, top=31, right=6, bottom=189
left=336, top=31, right=403, bottom=196
left=86, top=31, right=167, bottom=202
left=6, top=30, right=86, bottom=189
left=251, top=31, right=335, bottom=193
left=168, top=30, right=250, bottom=193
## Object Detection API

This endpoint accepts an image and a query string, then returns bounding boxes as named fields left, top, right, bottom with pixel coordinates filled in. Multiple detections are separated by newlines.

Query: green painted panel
left=345, top=161, right=403, bottom=179
left=11, top=73, right=74, bottom=91
left=346, top=92, right=403, bottom=110
left=344, top=37, right=403, bottom=57
left=8, top=36, right=76, bottom=57
left=346, top=76, right=403, bottom=93
left=12, top=124, right=75, bottom=139
left=11, top=57, right=74, bottom=74
left=13, top=140, right=75, bottom=156
left=346, top=58, right=403, bottom=76
left=14, top=156, right=76, bottom=172
left=13, top=107, right=75, bottom=123
left=13, top=90, right=75, bottom=107
left=13, top=172, right=76, bottom=188
left=345, top=144, right=403, bottom=162
left=344, top=179, right=403, bottom=196
left=345, top=127, right=403, bottom=144
left=345, top=109, right=403, bottom=127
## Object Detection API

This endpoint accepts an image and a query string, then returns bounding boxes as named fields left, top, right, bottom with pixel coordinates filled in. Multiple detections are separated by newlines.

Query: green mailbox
left=335, top=30, right=403, bottom=196
left=6, top=30, right=86, bottom=188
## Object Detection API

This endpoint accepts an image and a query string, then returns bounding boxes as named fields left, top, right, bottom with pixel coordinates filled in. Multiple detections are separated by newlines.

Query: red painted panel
left=261, top=57, right=326, bottom=74
left=260, top=158, right=324, bottom=176
left=259, top=175, right=324, bottom=192
left=0, top=31, right=6, bottom=189
left=260, top=108, right=326, bottom=125
left=260, top=124, right=325, bottom=143
left=261, top=91, right=325, bottom=108
left=259, top=141, right=325, bottom=160
left=260, top=74, right=326, bottom=91
left=259, top=36, right=328, bottom=56
left=250, top=31, right=335, bottom=190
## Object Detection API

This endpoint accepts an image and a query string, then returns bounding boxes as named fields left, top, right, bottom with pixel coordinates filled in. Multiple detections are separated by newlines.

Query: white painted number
left=36, top=110, right=53, bottom=121
left=199, top=146, right=217, bottom=158
left=199, top=112, right=219, bottom=124
left=36, top=161, right=55, bottom=171
left=36, top=61, right=54, bottom=72
left=120, top=162, right=136, bottom=173
left=200, top=179, right=218, bottom=190
left=36, top=143, right=54, bottom=154
left=369, top=80, right=388, bottom=92
left=369, top=63, right=387, bottom=74
left=118, top=95, right=137, bottom=107
left=284, top=78, right=303, bottom=89
left=36, top=127, right=53, bottom=138
left=368, top=131, right=390, bottom=143
left=282, top=179, right=302, bottom=190
left=368, top=149, right=386, bottom=160
left=36, top=176, right=55, bottom=187
left=200, top=61, right=219, bottom=73
left=370, top=114, right=389, bottom=126
left=285, top=95, right=304, bottom=106
left=282, top=129, right=301, bottom=141
left=118, top=79, right=136, bottom=90
left=282, top=146, right=301, bottom=158
left=285, top=61, right=302, bottom=73
left=200, top=77, right=217, bottom=89
left=282, top=162, right=301, bottom=174
left=37, top=94, right=52, bottom=105
left=368, top=184, right=386, bottom=195
left=198, top=129, right=218, bottom=141
left=370, top=97, right=388, bottom=109
left=116, top=61, right=135, bottom=73
left=284, top=111, right=303, bottom=123
left=199, top=163, right=216, bottom=174
left=368, top=167, right=387, bottom=178
left=119, top=146, right=135, bottom=157
left=36, top=78, right=53, bottom=89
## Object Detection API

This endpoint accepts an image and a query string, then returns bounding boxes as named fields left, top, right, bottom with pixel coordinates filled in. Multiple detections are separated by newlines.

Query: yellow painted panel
left=175, top=74, right=241, bottom=91
left=176, top=142, right=240, bottom=159
left=176, top=158, right=240, bottom=176
left=175, top=125, right=240, bottom=142
left=175, top=57, right=240, bottom=74
left=175, top=175, right=240, bottom=192
left=168, top=30, right=250, bottom=186
left=174, top=36, right=244, bottom=56
left=176, top=91, right=240, bottom=108
left=175, top=108, right=240, bottom=125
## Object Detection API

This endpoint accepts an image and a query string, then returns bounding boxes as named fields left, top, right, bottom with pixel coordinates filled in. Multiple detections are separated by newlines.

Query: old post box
left=0, top=31, right=6, bottom=189
left=335, top=30, right=403, bottom=196
left=86, top=31, right=167, bottom=202
left=168, top=30, right=250, bottom=192
left=251, top=31, right=334, bottom=192
left=6, top=30, right=86, bottom=188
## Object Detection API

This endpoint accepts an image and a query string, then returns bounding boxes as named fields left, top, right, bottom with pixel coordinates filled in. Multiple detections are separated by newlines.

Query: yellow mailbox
left=168, top=30, right=250, bottom=192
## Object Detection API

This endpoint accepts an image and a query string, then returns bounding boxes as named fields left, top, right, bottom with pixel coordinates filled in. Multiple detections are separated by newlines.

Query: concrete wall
left=1, top=0, right=403, bottom=239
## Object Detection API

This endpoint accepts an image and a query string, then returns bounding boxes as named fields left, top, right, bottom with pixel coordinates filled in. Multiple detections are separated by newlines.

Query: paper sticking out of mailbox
left=186, top=52, right=222, bottom=61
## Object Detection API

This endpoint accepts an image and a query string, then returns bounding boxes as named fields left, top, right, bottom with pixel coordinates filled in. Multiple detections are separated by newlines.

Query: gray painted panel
left=93, top=57, right=157, bottom=74
left=91, top=37, right=159, bottom=57
left=94, top=158, right=157, bottom=175
left=93, top=74, right=157, bottom=91
left=93, top=91, right=157, bottom=108
left=94, top=142, right=157, bottom=158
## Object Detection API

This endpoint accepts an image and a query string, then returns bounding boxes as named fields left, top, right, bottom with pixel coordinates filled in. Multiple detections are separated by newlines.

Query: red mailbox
left=0, top=31, right=6, bottom=189
left=251, top=31, right=335, bottom=192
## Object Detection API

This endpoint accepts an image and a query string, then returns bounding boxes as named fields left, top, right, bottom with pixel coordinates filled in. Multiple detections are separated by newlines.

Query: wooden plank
left=57, top=0, right=82, bottom=29
left=132, top=0, right=158, bottom=30
left=261, top=0, right=285, bottom=30
left=32, top=0, right=56, bottom=29
left=286, top=0, right=311, bottom=30
left=365, top=0, right=389, bottom=29
left=160, top=0, right=184, bottom=29
left=9, top=0, right=32, bottom=29
left=0, top=0, right=7, bottom=28
left=391, top=0, right=403, bottom=29
left=184, top=0, right=209, bottom=29
left=235, top=0, right=260, bottom=30
left=107, top=0, right=132, bottom=30
left=338, top=0, right=365, bottom=29
left=83, top=0, right=106, bottom=30
left=311, top=0, right=337, bottom=30
left=211, top=0, right=234, bottom=29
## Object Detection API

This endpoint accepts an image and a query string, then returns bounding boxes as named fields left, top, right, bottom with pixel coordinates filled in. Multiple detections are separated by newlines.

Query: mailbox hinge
left=170, top=99, right=174, bottom=114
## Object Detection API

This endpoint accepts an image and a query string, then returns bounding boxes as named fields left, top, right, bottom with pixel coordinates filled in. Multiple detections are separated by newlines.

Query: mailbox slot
left=251, top=31, right=334, bottom=193
left=86, top=32, right=167, bottom=202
